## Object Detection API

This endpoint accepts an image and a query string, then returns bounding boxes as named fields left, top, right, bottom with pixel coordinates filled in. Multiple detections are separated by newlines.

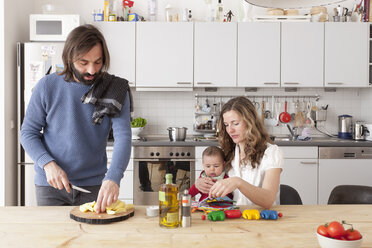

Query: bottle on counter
left=181, top=189, right=191, bottom=228
left=216, top=0, right=224, bottom=22
left=159, top=173, right=179, bottom=228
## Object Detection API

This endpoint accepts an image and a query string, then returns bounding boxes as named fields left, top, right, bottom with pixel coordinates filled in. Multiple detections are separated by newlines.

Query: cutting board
left=70, top=206, right=135, bottom=224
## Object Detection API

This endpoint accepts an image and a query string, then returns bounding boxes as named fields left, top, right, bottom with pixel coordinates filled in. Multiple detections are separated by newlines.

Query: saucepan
left=167, top=127, right=188, bottom=141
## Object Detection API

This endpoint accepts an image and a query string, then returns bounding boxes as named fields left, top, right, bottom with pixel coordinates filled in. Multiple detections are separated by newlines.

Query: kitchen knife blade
left=71, top=184, right=91, bottom=193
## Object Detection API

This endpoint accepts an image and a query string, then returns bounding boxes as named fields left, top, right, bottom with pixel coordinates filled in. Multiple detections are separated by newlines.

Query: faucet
left=286, top=124, right=299, bottom=141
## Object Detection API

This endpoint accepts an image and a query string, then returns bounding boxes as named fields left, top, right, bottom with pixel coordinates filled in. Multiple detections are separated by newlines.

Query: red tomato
left=201, top=215, right=206, bottom=220
left=327, top=221, right=346, bottom=239
left=345, top=229, right=362, bottom=240
left=317, top=225, right=329, bottom=237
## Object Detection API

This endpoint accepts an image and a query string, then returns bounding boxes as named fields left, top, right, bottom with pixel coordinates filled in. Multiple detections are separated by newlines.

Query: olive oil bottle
left=159, top=173, right=179, bottom=228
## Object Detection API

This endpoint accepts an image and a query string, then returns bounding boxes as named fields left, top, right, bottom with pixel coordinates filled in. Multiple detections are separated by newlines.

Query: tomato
left=327, top=221, right=346, bottom=239
left=317, top=225, right=329, bottom=237
left=345, top=228, right=362, bottom=240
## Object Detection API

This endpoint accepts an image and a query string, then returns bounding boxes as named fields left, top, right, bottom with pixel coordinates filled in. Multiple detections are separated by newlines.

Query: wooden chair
left=327, top=185, right=372, bottom=204
left=280, top=184, right=303, bottom=205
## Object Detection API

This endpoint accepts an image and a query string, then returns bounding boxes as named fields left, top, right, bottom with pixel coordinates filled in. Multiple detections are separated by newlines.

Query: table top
left=1, top=205, right=371, bottom=248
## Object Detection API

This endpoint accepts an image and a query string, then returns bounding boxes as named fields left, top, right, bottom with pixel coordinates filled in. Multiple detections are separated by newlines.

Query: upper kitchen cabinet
left=194, top=23, right=237, bottom=87
left=94, top=22, right=136, bottom=87
left=136, top=22, right=193, bottom=89
left=237, top=23, right=280, bottom=87
left=325, top=23, right=369, bottom=87
left=281, top=23, right=324, bottom=87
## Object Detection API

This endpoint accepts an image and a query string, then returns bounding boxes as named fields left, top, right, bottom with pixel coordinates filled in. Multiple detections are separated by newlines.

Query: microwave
left=30, top=14, right=80, bottom=41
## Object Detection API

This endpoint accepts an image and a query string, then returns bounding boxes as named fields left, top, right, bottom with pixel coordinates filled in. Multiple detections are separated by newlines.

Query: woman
left=195, top=96, right=283, bottom=209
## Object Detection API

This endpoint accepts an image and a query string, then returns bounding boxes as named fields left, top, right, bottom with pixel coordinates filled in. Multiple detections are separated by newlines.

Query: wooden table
left=0, top=205, right=371, bottom=248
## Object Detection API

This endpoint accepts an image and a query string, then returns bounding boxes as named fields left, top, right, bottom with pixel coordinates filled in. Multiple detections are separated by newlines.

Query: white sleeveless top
left=228, top=143, right=283, bottom=206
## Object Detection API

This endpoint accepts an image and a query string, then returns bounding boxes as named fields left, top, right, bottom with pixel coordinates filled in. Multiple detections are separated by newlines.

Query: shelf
left=195, top=112, right=219, bottom=116
left=194, top=129, right=216, bottom=133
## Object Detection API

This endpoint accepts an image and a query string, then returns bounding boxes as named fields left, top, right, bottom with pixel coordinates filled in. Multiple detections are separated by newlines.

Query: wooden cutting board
left=70, top=206, right=135, bottom=224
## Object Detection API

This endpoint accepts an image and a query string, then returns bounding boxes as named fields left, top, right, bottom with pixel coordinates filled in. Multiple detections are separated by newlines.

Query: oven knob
left=169, top=152, right=173, bottom=156
left=150, top=152, right=154, bottom=156
left=156, top=152, right=160, bottom=156
left=181, top=152, right=185, bottom=156
left=175, top=152, right=179, bottom=157
left=186, top=152, right=191, bottom=156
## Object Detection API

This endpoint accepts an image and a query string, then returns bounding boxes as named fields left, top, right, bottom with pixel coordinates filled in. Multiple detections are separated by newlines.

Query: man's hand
left=95, top=180, right=119, bottom=213
left=195, top=177, right=215, bottom=194
left=43, top=161, right=71, bottom=193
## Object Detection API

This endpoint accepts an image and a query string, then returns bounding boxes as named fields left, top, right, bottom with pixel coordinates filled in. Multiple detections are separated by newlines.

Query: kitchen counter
left=128, top=136, right=372, bottom=147
left=0, top=205, right=371, bottom=248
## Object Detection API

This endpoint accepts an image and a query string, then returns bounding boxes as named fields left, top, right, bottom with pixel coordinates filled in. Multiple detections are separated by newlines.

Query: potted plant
left=131, top=117, right=147, bottom=140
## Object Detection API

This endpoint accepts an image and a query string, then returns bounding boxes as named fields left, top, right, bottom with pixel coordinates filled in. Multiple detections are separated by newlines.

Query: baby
left=189, top=146, right=233, bottom=202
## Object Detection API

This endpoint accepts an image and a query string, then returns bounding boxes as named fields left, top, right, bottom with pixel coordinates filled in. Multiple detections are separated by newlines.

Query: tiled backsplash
left=132, top=87, right=370, bottom=137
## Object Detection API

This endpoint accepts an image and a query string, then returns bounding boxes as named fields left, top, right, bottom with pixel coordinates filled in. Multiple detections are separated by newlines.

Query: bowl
left=131, top=127, right=144, bottom=140
left=316, top=233, right=362, bottom=248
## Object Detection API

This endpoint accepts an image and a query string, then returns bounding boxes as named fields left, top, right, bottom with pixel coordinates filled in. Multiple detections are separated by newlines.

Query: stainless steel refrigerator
left=17, top=42, right=64, bottom=206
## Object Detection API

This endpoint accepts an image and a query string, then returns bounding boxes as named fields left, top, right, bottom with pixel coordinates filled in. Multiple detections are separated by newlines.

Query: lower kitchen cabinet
left=107, top=147, right=133, bottom=204
left=280, top=146, right=318, bottom=205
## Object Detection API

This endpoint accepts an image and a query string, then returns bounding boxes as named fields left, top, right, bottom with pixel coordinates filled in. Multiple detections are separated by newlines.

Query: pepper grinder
left=181, top=189, right=191, bottom=228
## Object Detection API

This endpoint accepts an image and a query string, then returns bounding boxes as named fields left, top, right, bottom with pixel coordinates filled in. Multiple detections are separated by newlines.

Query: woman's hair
left=218, top=96, right=272, bottom=170
left=59, top=24, right=110, bottom=81
left=202, top=146, right=225, bottom=163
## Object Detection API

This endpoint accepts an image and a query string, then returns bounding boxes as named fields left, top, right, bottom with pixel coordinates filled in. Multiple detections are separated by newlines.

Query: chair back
left=280, top=184, right=303, bottom=205
left=328, top=185, right=372, bottom=204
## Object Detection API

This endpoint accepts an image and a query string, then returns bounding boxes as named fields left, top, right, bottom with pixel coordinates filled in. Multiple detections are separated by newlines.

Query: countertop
left=126, top=136, right=372, bottom=147
left=1, top=205, right=371, bottom=247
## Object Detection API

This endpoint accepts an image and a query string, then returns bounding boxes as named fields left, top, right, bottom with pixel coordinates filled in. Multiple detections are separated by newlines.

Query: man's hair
left=202, top=146, right=225, bottom=162
left=59, top=24, right=110, bottom=81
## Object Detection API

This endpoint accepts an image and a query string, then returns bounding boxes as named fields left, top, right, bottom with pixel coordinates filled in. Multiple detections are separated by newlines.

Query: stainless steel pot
left=167, top=127, right=187, bottom=141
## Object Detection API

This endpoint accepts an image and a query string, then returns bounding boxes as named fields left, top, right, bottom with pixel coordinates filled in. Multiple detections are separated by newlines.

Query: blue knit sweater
left=20, top=73, right=131, bottom=187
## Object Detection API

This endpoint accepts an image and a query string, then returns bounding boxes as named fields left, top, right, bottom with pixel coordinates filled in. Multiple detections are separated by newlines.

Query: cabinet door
left=136, top=22, right=193, bottom=88
left=238, top=23, right=280, bottom=87
left=119, top=170, right=133, bottom=204
left=281, top=23, right=324, bottom=87
left=194, top=23, right=237, bottom=87
left=325, top=23, right=369, bottom=87
left=94, top=22, right=136, bottom=87
left=281, top=159, right=318, bottom=205
left=318, top=159, right=372, bottom=204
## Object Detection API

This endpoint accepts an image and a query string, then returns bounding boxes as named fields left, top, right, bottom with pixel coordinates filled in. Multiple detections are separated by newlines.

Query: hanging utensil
left=279, top=100, right=291, bottom=123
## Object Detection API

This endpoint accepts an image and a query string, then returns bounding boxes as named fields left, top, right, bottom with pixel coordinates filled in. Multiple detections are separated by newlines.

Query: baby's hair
left=202, top=146, right=225, bottom=162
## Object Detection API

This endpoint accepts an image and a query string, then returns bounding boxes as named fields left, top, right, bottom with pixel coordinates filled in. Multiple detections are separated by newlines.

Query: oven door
left=133, top=158, right=195, bottom=205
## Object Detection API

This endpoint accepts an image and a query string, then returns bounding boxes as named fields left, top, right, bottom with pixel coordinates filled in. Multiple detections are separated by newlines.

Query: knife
left=71, top=184, right=91, bottom=193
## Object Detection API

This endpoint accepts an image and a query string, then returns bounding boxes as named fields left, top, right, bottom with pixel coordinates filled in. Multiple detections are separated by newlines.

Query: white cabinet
left=107, top=146, right=133, bottom=203
left=93, top=22, right=136, bottom=87
left=194, top=23, right=237, bottom=87
left=136, top=22, right=193, bottom=89
left=325, top=23, right=369, bottom=87
left=281, top=23, right=324, bottom=87
left=318, top=147, right=372, bottom=204
left=238, top=23, right=281, bottom=87
left=280, top=146, right=318, bottom=205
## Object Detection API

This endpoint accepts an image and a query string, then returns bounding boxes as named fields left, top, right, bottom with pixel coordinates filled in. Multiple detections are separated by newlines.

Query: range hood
left=244, top=0, right=347, bottom=9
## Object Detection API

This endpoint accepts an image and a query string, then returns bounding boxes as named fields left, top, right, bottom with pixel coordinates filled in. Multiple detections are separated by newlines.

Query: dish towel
left=81, top=73, right=134, bottom=125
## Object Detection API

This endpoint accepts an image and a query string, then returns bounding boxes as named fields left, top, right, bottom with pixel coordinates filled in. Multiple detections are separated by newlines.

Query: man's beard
left=72, top=65, right=101, bottom=85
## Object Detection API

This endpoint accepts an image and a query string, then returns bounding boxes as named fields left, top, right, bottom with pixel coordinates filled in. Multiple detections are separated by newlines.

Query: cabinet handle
left=177, top=82, right=192, bottom=85
left=283, top=82, right=300, bottom=85
left=197, top=82, right=212, bottom=85
left=327, top=82, right=343, bottom=85
left=300, top=161, right=318, bottom=165
left=264, top=82, right=279, bottom=85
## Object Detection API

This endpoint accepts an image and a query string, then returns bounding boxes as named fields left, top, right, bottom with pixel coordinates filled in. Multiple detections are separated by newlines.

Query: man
left=20, top=24, right=132, bottom=213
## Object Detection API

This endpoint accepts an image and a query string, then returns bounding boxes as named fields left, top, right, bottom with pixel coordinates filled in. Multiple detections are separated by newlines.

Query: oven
left=133, top=146, right=195, bottom=205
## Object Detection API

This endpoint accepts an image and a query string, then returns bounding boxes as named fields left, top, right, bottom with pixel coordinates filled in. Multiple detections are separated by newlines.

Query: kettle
left=338, top=115, right=352, bottom=139
left=353, top=121, right=366, bottom=141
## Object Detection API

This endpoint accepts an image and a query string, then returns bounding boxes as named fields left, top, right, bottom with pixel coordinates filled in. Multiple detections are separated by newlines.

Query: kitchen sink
left=272, top=136, right=340, bottom=142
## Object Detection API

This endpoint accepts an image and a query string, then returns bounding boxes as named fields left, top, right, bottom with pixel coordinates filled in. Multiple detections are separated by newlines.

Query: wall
left=0, top=0, right=5, bottom=206
left=132, top=87, right=365, bottom=137
left=0, top=0, right=35, bottom=206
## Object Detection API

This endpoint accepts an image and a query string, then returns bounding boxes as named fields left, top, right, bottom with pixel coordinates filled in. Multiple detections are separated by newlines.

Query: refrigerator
left=17, top=42, right=65, bottom=206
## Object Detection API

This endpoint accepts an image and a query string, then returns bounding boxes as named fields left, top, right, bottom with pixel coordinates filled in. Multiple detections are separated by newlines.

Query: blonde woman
left=195, top=96, right=283, bottom=209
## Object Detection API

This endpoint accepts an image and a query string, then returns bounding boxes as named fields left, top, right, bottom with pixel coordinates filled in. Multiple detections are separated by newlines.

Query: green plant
left=131, top=117, right=147, bottom=128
